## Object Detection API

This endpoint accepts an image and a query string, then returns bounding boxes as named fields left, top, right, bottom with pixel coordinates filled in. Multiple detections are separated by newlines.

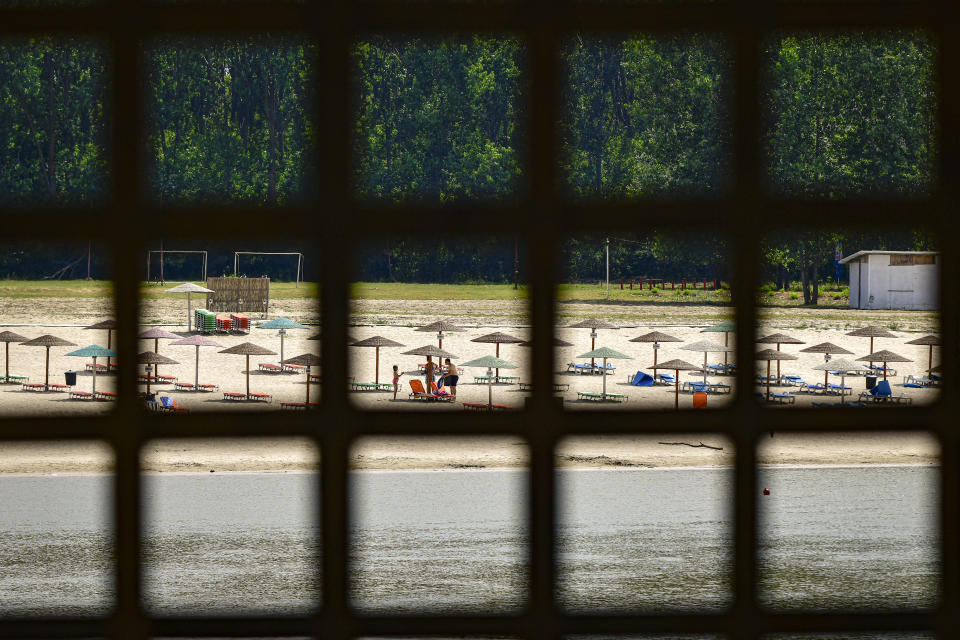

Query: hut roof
left=65, top=345, right=117, bottom=358
left=630, top=331, right=682, bottom=343
left=84, top=319, right=117, bottom=330
left=402, top=345, right=458, bottom=359
left=701, top=320, right=735, bottom=333
left=857, top=350, right=912, bottom=363
left=811, top=358, right=867, bottom=372
left=905, top=334, right=941, bottom=346
left=460, top=355, right=518, bottom=369
left=846, top=326, right=897, bottom=339
left=257, top=317, right=308, bottom=330
left=649, top=359, right=701, bottom=371
left=165, top=282, right=214, bottom=293
left=20, top=334, right=76, bottom=347
left=351, top=336, right=405, bottom=348
left=471, top=332, right=524, bottom=344
left=568, top=318, right=618, bottom=330
left=755, top=348, right=798, bottom=361
left=416, top=321, right=465, bottom=332
left=282, top=353, right=322, bottom=367
left=577, top=346, right=632, bottom=359
left=171, top=335, right=224, bottom=347
left=219, top=342, right=277, bottom=356
left=0, top=330, right=28, bottom=343
left=681, top=339, right=733, bottom=352
left=756, top=333, right=805, bottom=345
left=518, top=338, right=574, bottom=347
left=136, top=351, right=179, bottom=365
left=138, top=328, right=182, bottom=340
left=800, top=342, right=853, bottom=355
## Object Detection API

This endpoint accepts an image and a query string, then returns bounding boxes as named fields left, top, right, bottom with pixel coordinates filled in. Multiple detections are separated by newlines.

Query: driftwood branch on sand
left=658, top=441, right=724, bottom=451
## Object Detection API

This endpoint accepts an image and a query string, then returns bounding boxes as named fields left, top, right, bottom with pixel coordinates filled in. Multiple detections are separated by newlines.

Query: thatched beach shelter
left=846, top=326, right=897, bottom=368
left=460, top=354, right=517, bottom=409
left=856, top=349, right=911, bottom=381
left=811, top=358, right=867, bottom=399
left=517, top=337, right=573, bottom=348
left=471, top=332, right=524, bottom=379
left=138, top=327, right=181, bottom=377
left=84, top=319, right=117, bottom=350
left=647, top=358, right=701, bottom=410
left=701, top=320, right=736, bottom=366
left=20, top=334, right=77, bottom=390
left=630, top=331, right=682, bottom=378
left=578, top=346, right=632, bottom=401
left=257, top=317, right=308, bottom=366
left=170, top=334, right=224, bottom=390
left=801, top=342, right=855, bottom=388
left=282, top=353, right=322, bottom=404
left=165, top=282, right=215, bottom=332
left=136, top=351, right=179, bottom=394
left=756, top=348, right=798, bottom=401
left=0, top=330, right=28, bottom=382
left=417, top=320, right=464, bottom=350
left=568, top=318, right=618, bottom=367
left=219, top=342, right=278, bottom=400
left=351, top=336, right=405, bottom=385
left=756, top=333, right=805, bottom=378
left=905, top=335, right=941, bottom=373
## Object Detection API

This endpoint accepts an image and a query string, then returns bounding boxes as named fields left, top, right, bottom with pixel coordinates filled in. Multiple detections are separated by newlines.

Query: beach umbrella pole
left=194, top=345, right=200, bottom=390
left=776, top=343, right=781, bottom=378
left=246, top=354, right=250, bottom=399
left=495, top=343, right=500, bottom=380
left=488, top=366, right=493, bottom=409
left=5, top=342, right=8, bottom=380
left=724, top=332, right=729, bottom=367
left=188, top=292, right=192, bottom=332
left=154, top=338, right=160, bottom=376
left=305, top=367, right=311, bottom=404
left=652, top=345, right=658, bottom=379
left=674, top=370, right=679, bottom=410
left=375, top=346, right=380, bottom=385
left=766, top=360, right=771, bottom=401
left=928, top=345, right=933, bottom=373
left=602, top=357, right=607, bottom=399
left=702, top=352, right=707, bottom=385
left=92, top=356, right=98, bottom=396
left=45, top=346, right=50, bottom=390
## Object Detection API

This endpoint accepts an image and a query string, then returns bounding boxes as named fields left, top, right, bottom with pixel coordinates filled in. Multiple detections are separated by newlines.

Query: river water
left=0, top=466, right=939, bottom=617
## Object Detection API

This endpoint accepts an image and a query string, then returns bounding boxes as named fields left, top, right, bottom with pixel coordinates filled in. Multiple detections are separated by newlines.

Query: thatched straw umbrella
left=403, top=345, right=459, bottom=390
left=846, top=326, right=897, bottom=369
left=170, top=334, right=224, bottom=390
left=701, top=320, right=736, bottom=366
left=20, top=334, right=77, bottom=390
left=65, top=345, right=117, bottom=397
left=307, top=332, right=356, bottom=343
left=756, top=333, right=805, bottom=378
left=84, top=320, right=117, bottom=350
left=138, top=327, right=181, bottom=378
left=460, top=355, right=517, bottom=408
left=165, top=282, right=215, bottom=332
left=219, top=342, right=278, bottom=399
left=417, top=320, right=464, bottom=350
left=517, top=337, right=573, bottom=348
left=681, top=339, right=735, bottom=384
left=568, top=318, right=618, bottom=368
left=756, top=348, right=798, bottom=401
left=630, top=331, right=682, bottom=378
left=800, top=342, right=855, bottom=388
left=471, top=332, right=524, bottom=379
left=905, top=335, right=940, bottom=373
left=351, top=336, right=405, bottom=385
left=647, top=358, right=701, bottom=410
left=811, top=358, right=867, bottom=398
left=136, top=351, right=179, bottom=395
left=856, top=349, right=911, bottom=381
left=0, top=330, right=28, bottom=382
left=578, top=346, right=632, bottom=400
left=257, top=317, right=308, bottom=366
left=282, top=353, right=322, bottom=404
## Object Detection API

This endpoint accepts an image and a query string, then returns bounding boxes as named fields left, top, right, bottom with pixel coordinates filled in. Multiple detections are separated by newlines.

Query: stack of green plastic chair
left=194, top=309, right=216, bottom=333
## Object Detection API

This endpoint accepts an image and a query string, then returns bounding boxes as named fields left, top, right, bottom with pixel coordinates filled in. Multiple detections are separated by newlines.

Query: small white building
left=839, top=250, right=939, bottom=310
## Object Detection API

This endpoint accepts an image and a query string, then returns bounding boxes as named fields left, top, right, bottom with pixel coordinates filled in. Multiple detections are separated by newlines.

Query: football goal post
left=146, top=250, right=208, bottom=283
left=234, top=252, right=304, bottom=287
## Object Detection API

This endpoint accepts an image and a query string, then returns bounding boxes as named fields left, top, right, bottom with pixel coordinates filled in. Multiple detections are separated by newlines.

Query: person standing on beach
left=392, top=365, right=404, bottom=400
left=443, top=358, right=459, bottom=399
left=424, top=355, right=437, bottom=395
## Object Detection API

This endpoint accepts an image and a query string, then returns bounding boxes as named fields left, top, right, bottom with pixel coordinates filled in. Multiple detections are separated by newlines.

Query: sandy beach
left=0, top=432, right=939, bottom=475
left=0, top=290, right=943, bottom=473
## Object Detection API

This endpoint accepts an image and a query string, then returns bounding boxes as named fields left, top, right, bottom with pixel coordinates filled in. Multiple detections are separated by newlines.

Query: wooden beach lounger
left=223, top=391, right=247, bottom=401
left=156, top=374, right=177, bottom=384
left=174, top=382, right=196, bottom=391
left=567, top=362, right=594, bottom=375
left=94, top=390, right=116, bottom=400
left=857, top=380, right=912, bottom=405
left=518, top=382, right=569, bottom=392
left=21, top=382, right=47, bottom=392
left=258, top=362, right=283, bottom=373
left=308, top=373, right=321, bottom=383
left=248, top=392, right=272, bottom=402
left=47, top=383, right=68, bottom=392
left=283, top=363, right=305, bottom=374
left=69, top=390, right=93, bottom=400
left=350, top=381, right=392, bottom=392
left=768, top=392, right=795, bottom=404
left=197, top=383, right=219, bottom=392
left=2, top=374, right=28, bottom=384
left=576, top=391, right=627, bottom=402
left=85, top=362, right=108, bottom=372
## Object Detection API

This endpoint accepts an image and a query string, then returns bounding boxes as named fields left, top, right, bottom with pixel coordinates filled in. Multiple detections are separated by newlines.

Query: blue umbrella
left=65, top=344, right=117, bottom=396
left=257, top=317, right=308, bottom=366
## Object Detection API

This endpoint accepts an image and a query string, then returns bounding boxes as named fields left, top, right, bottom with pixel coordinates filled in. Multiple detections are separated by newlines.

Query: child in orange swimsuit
left=392, top=365, right=404, bottom=400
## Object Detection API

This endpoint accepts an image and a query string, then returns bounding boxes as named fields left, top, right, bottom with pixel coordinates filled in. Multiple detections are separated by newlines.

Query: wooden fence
left=205, top=277, right=270, bottom=316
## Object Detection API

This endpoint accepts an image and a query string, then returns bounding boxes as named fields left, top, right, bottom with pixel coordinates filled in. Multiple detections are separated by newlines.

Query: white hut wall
left=859, top=254, right=939, bottom=310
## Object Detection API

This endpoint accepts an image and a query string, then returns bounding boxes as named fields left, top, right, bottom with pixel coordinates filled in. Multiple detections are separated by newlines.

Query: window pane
left=353, top=36, right=525, bottom=204
left=350, top=436, right=529, bottom=612
left=147, top=38, right=314, bottom=205
left=557, top=435, right=733, bottom=611
left=142, top=438, right=320, bottom=613
left=558, top=232, right=735, bottom=410
left=764, top=32, right=935, bottom=198
left=758, top=432, right=940, bottom=610
left=755, top=229, right=941, bottom=408
left=0, top=38, right=107, bottom=207
left=561, top=34, right=731, bottom=200
left=0, top=242, right=116, bottom=415
left=0, top=441, right=113, bottom=615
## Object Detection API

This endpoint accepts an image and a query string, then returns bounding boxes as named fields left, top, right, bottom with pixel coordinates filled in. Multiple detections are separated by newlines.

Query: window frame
left=0, top=0, right=955, bottom=638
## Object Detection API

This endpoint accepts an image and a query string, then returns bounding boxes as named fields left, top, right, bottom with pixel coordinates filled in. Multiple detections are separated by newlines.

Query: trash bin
left=865, top=375, right=877, bottom=390
left=64, top=370, right=77, bottom=386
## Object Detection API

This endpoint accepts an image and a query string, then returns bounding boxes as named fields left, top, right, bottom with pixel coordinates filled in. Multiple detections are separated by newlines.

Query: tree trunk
left=44, top=52, right=57, bottom=197
left=811, top=261, right=820, bottom=305
left=800, top=247, right=811, bottom=305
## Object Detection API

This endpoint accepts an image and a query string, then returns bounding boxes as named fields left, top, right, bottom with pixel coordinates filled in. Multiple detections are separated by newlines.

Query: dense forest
left=0, top=33, right=937, bottom=294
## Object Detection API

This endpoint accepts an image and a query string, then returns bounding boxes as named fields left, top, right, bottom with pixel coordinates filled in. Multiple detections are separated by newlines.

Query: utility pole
left=605, top=237, right=610, bottom=299
left=513, top=238, right=519, bottom=290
